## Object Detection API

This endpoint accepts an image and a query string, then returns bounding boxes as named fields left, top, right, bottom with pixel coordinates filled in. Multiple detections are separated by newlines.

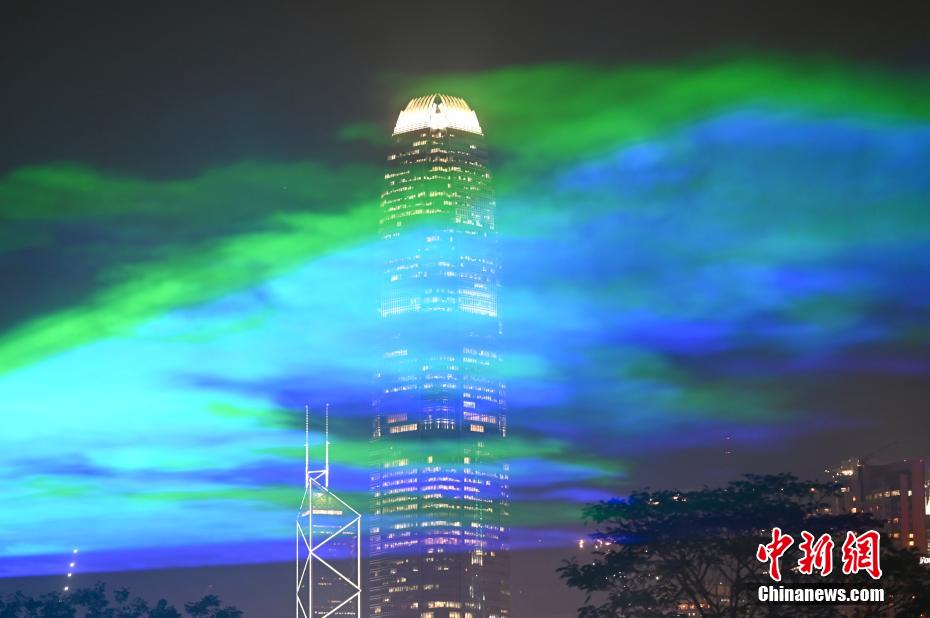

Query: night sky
left=2, top=3, right=930, bottom=616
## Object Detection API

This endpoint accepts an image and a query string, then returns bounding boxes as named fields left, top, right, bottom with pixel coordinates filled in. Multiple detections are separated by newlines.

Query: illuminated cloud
left=2, top=55, right=929, bottom=574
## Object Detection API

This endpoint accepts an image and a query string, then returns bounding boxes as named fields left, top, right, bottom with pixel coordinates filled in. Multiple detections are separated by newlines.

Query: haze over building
left=369, top=94, right=510, bottom=617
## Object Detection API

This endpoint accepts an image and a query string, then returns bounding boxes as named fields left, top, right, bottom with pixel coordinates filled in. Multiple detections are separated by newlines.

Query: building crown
left=393, top=93, right=483, bottom=136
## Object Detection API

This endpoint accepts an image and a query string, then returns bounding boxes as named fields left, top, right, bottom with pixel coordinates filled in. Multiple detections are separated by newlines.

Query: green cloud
left=0, top=164, right=380, bottom=373
left=402, top=55, right=930, bottom=184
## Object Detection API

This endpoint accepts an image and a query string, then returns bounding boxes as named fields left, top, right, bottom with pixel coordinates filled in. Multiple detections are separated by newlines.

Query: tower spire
left=324, top=403, right=330, bottom=488
left=304, top=404, right=310, bottom=489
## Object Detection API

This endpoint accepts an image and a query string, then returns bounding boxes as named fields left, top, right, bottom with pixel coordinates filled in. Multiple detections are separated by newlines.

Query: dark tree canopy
left=184, top=595, right=242, bottom=618
left=0, top=583, right=242, bottom=618
left=559, top=473, right=930, bottom=617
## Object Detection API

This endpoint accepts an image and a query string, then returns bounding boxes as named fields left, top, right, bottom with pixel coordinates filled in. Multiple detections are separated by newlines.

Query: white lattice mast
left=296, top=404, right=361, bottom=618
left=324, top=403, right=330, bottom=488
left=305, top=405, right=310, bottom=488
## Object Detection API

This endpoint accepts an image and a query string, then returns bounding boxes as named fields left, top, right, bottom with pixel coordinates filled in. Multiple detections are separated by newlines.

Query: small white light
left=63, top=586, right=69, bottom=592
left=67, top=573, right=72, bottom=577
left=73, top=549, right=79, bottom=554
left=69, top=562, right=75, bottom=567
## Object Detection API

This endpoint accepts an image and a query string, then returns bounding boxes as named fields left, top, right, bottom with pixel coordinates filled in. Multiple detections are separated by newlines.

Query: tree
left=0, top=590, right=75, bottom=618
left=148, top=600, right=182, bottom=618
left=0, top=584, right=241, bottom=618
left=184, top=595, right=243, bottom=618
left=558, top=473, right=930, bottom=617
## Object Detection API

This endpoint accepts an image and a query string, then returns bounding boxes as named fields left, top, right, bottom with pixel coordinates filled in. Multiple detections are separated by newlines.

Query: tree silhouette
left=0, top=583, right=241, bottom=618
left=184, top=595, right=242, bottom=618
left=559, top=473, right=930, bottom=617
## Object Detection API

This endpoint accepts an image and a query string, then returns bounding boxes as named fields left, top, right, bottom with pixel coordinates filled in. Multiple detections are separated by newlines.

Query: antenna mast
left=304, top=405, right=310, bottom=489
left=324, top=403, right=330, bottom=488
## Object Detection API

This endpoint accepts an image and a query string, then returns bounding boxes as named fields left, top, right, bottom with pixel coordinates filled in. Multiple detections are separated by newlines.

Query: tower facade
left=369, top=94, right=509, bottom=618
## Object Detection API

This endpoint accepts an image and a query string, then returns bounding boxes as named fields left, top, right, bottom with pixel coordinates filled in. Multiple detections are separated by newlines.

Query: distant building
left=831, top=458, right=927, bottom=553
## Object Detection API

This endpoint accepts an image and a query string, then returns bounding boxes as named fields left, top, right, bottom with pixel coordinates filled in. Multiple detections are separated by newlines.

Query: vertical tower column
left=370, top=94, right=510, bottom=618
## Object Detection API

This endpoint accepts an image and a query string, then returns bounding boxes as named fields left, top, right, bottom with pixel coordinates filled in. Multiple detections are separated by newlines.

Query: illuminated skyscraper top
left=370, top=94, right=509, bottom=618
left=392, top=94, right=483, bottom=136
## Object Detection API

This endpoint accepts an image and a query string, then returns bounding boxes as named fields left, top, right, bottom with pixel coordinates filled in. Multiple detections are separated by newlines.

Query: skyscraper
left=369, top=94, right=509, bottom=618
